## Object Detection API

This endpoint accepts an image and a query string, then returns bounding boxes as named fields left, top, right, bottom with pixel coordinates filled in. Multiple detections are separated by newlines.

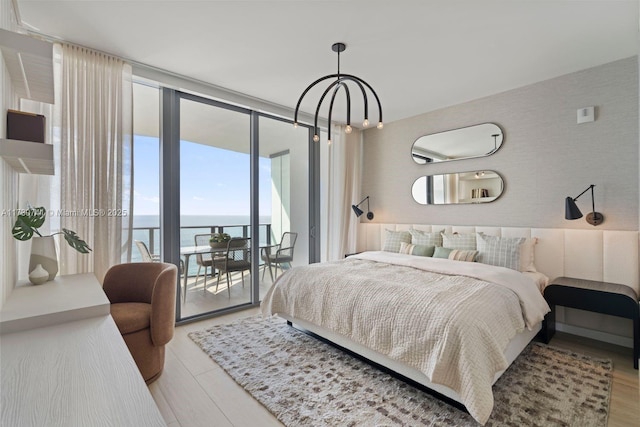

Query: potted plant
left=12, top=205, right=92, bottom=282
left=209, top=232, right=231, bottom=249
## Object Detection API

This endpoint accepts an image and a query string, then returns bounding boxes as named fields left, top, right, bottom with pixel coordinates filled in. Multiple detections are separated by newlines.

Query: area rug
left=189, top=316, right=612, bottom=426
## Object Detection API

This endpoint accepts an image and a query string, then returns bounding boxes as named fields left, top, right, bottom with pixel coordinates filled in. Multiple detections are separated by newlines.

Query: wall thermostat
left=577, top=106, right=595, bottom=124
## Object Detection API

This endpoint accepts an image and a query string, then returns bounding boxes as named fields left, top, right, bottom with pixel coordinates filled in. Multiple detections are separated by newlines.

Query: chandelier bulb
left=377, top=121, right=384, bottom=130
left=362, top=118, right=369, bottom=127
left=345, top=125, right=352, bottom=134
left=327, top=139, right=332, bottom=145
left=293, top=122, right=298, bottom=128
left=313, top=134, right=320, bottom=142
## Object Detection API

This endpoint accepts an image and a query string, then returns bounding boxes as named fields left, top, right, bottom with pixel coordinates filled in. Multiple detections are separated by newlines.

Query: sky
left=133, top=135, right=272, bottom=217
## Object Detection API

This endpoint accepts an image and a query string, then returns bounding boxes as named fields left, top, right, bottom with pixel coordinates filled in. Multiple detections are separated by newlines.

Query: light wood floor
left=180, top=267, right=276, bottom=319
left=180, top=276, right=269, bottom=319
left=149, top=308, right=639, bottom=427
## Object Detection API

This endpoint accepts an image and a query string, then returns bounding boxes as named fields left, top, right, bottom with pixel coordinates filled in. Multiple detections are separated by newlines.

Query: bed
left=261, top=225, right=640, bottom=425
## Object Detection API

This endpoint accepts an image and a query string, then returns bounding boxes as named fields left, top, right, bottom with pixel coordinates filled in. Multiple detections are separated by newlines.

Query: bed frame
left=285, top=224, right=639, bottom=411
left=283, top=315, right=540, bottom=407
left=356, top=224, right=639, bottom=296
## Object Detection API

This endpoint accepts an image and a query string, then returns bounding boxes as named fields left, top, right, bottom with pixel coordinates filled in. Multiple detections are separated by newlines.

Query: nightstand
left=542, top=276, right=639, bottom=369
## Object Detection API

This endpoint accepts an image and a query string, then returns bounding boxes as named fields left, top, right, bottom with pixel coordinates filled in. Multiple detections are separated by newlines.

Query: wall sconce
left=565, top=184, right=604, bottom=226
left=352, top=196, right=374, bottom=220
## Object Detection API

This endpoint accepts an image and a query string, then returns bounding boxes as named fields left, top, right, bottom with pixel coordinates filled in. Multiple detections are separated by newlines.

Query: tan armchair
left=103, top=262, right=177, bottom=384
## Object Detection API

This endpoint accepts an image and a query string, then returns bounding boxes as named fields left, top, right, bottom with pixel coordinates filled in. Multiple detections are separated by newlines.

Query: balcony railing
left=131, top=223, right=273, bottom=265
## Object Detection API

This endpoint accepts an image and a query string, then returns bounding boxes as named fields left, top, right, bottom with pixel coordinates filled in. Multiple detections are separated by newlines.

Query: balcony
left=131, top=222, right=276, bottom=318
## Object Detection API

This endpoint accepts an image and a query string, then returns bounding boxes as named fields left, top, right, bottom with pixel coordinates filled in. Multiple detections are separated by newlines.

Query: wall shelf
left=0, top=29, right=55, bottom=104
left=0, top=138, right=54, bottom=175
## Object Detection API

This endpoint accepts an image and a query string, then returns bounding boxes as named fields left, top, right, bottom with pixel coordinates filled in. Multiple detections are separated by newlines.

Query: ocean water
left=131, top=215, right=272, bottom=269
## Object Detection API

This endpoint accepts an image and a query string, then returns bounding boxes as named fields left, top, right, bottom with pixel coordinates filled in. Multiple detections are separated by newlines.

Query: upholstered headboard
left=357, top=224, right=640, bottom=296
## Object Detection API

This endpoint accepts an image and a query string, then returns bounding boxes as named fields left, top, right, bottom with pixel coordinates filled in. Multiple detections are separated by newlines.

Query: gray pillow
left=442, top=232, right=477, bottom=250
left=476, top=233, right=525, bottom=270
left=409, top=228, right=443, bottom=247
left=433, top=246, right=453, bottom=259
left=383, top=229, right=411, bottom=253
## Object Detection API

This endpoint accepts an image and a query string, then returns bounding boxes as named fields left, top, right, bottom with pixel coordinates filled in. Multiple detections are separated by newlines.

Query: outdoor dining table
left=179, top=241, right=276, bottom=302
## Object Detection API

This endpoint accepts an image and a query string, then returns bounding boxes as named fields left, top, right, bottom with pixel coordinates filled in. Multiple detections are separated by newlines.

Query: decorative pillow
left=448, top=249, right=478, bottom=262
left=433, top=246, right=453, bottom=259
left=433, top=246, right=477, bottom=262
left=399, top=242, right=435, bottom=257
left=409, top=228, right=443, bottom=247
left=383, top=229, right=411, bottom=253
left=476, top=233, right=525, bottom=271
left=519, top=237, right=538, bottom=272
left=441, top=232, right=477, bottom=250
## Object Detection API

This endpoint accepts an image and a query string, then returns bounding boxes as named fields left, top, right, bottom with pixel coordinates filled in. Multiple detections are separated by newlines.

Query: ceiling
left=14, top=1, right=640, bottom=127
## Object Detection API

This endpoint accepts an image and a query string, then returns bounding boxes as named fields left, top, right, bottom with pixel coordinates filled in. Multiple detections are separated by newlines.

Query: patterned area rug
left=189, top=316, right=612, bottom=426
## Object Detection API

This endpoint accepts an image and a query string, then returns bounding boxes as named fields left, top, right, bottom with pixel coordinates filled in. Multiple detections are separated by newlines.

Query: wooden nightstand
left=542, top=276, right=639, bottom=369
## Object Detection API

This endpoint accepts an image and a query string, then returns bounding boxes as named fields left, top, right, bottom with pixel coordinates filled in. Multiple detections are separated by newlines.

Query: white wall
left=359, top=57, right=639, bottom=346
left=362, top=57, right=639, bottom=231
left=0, top=0, right=19, bottom=308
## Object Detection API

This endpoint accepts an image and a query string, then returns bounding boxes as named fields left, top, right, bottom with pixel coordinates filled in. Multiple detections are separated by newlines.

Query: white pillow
left=519, top=237, right=538, bottom=273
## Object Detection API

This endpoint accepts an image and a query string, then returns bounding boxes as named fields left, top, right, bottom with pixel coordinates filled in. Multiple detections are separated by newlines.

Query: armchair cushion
left=111, top=302, right=151, bottom=335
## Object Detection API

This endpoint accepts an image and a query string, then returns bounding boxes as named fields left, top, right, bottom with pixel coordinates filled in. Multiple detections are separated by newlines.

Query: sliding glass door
left=178, top=96, right=252, bottom=317
left=131, top=81, right=317, bottom=322
left=131, top=83, right=161, bottom=263
left=258, top=115, right=310, bottom=271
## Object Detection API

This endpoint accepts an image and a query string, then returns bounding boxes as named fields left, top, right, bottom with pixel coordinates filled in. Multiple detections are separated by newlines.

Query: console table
left=542, top=276, right=639, bottom=369
left=0, top=274, right=166, bottom=426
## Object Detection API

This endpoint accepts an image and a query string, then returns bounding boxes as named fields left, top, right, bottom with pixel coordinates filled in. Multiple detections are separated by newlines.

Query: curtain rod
left=17, top=27, right=324, bottom=129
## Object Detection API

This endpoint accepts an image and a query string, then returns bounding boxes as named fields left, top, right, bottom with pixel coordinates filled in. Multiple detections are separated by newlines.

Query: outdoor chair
left=135, top=240, right=160, bottom=262
left=193, top=233, right=224, bottom=290
left=210, top=237, right=251, bottom=297
left=261, top=231, right=297, bottom=282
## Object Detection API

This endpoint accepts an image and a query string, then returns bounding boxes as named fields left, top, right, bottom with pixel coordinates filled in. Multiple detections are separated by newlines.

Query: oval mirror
left=412, top=123, right=503, bottom=164
left=411, top=170, right=504, bottom=205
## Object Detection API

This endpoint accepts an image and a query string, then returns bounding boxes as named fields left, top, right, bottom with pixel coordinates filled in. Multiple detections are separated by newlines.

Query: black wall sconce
left=565, top=184, right=604, bottom=226
left=352, top=196, right=374, bottom=220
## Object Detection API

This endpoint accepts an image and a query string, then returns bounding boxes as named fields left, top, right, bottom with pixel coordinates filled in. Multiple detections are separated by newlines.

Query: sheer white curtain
left=325, top=125, right=362, bottom=261
left=54, top=44, right=133, bottom=281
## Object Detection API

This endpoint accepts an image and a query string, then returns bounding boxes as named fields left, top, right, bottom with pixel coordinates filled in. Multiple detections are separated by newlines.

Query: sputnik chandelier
left=293, top=42, right=383, bottom=144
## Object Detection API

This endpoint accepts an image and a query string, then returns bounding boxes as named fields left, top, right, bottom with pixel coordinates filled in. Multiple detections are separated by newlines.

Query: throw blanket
left=261, top=251, right=550, bottom=425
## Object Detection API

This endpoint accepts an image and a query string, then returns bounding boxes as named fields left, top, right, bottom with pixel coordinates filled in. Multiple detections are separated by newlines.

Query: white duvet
left=261, top=251, right=550, bottom=424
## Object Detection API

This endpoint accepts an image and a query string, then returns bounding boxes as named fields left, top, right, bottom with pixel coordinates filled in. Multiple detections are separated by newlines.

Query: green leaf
left=62, top=229, right=92, bottom=254
left=12, top=216, right=35, bottom=241
left=11, top=207, right=46, bottom=241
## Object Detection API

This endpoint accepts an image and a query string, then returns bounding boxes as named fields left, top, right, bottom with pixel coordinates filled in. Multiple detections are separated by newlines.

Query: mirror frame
left=412, top=123, right=504, bottom=164
left=411, top=170, right=505, bottom=205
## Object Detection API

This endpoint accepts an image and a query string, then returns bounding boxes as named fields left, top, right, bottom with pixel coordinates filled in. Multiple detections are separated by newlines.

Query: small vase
left=209, top=241, right=227, bottom=249
left=28, top=264, right=49, bottom=285
left=29, top=236, right=58, bottom=281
